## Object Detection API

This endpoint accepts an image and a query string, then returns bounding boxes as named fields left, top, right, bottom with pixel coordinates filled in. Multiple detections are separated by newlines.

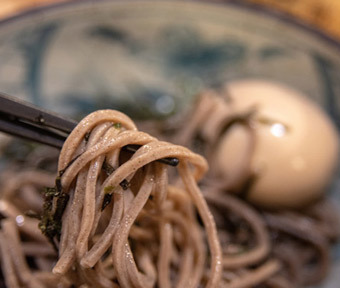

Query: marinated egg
left=215, top=80, right=339, bottom=209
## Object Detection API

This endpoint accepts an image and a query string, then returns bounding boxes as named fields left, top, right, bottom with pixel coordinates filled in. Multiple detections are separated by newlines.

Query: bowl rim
left=0, top=0, right=340, bottom=51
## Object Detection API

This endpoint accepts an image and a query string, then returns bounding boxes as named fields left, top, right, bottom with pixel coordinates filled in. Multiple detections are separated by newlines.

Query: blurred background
left=2, top=0, right=340, bottom=40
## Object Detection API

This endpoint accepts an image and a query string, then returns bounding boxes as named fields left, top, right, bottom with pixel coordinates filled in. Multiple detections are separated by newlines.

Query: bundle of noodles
left=36, top=109, right=222, bottom=287
left=167, top=90, right=340, bottom=288
left=0, top=96, right=337, bottom=288
left=0, top=169, right=71, bottom=287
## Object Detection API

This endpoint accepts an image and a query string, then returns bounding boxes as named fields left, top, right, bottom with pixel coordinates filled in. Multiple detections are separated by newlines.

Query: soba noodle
left=0, top=94, right=338, bottom=288
left=0, top=109, right=223, bottom=287
left=0, top=169, right=69, bottom=288
left=164, top=90, right=339, bottom=288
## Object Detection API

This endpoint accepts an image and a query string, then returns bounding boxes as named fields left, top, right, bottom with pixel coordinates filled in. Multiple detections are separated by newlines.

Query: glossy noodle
left=0, top=91, right=338, bottom=288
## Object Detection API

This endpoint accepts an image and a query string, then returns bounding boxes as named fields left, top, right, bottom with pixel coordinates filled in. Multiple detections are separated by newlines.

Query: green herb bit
left=39, top=177, right=70, bottom=251
left=42, top=198, right=52, bottom=212
left=44, top=187, right=59, bottom=197
left=39, top=216, right=60, bottom=251
left=53, top=192, right=70, bottom=223
left=39, top=213, right=59, bottom=251
left=113, top=122, right=122, bottom=129
left=25, top=210, right=41, bottom=220
left=104, top=185, right=116, bottom=194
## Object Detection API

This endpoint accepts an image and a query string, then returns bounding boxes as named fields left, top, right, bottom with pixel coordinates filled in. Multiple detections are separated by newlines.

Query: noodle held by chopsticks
left=0, top=98, right=338, bottom=287
left=48, top=109, right=222, bottom=287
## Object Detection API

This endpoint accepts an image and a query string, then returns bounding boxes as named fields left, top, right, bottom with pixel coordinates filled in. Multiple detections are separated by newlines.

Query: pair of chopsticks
left=0, top=92, right=178, bottom=167
left=0, top=92, right=76, bottom=149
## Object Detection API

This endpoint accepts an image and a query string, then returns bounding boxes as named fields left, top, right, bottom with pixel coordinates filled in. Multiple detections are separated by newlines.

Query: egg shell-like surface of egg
left=215, top=80, right=339, bottom=209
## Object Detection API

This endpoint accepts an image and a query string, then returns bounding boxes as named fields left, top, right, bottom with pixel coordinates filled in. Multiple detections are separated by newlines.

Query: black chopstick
left=0, top=92, right=179, bottom=167
left=0, top=92, right=77, bottom=133
left=0, top=113, right=67, bottom=148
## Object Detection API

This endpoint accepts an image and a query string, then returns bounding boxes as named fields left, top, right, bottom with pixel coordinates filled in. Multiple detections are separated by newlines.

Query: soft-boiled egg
left=214, top=80, right=339, bottom=209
